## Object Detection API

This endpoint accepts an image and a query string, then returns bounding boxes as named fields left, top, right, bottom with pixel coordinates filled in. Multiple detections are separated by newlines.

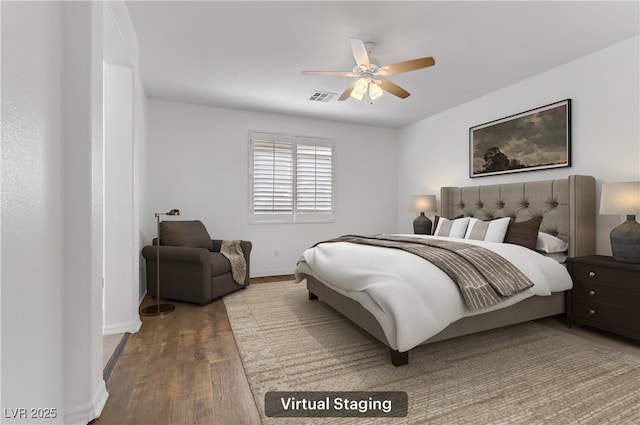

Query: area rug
left=223, top=281, right=640, bottom=424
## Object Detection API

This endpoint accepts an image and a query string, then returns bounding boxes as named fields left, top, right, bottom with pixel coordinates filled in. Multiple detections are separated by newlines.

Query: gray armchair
left=142, top=220, right=251, bottom=305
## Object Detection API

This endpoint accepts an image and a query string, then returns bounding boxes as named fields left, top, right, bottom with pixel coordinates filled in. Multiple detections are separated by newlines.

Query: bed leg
left=308, top=291, right=318, bottom=300
left=390, top=349, right=408, bottom=367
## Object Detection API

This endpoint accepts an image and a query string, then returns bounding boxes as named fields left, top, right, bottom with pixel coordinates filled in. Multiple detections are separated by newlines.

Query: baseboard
left=64, top=380, right=108, bottom=425
left=251, top=268, right=296, bottom=278
left=103, top=318, right=141, bottom=335
left=92, top=381, right=109, bottom=420
left=250, top=274, right=296, bottom=283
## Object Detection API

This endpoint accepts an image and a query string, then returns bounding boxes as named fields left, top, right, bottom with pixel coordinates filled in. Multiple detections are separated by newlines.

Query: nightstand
left=567, top=255, right=640, bottom=341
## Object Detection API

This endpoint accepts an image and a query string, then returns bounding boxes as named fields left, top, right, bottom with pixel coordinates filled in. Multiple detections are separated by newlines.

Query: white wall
left=397, top=36, right=640, bottom=256
left=1, top=1, right=65, bottom=418
left=60, top=3, right=107, bottom=421
left=145, top=100, right=398, bottom=277
left=1, top=1, right=144, bottom=422
left=1, top=1, right=107, bottom=423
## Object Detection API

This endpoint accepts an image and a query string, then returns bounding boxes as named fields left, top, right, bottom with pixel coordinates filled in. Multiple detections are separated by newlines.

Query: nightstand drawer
left=571, top=300, right=640, bottom=339
left=571, top=281, right=640, bottom=312
left=570, top=263, right=640, bottom=289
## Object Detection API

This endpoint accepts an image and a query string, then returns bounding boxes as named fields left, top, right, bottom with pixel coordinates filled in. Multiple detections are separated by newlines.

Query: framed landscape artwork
left=469, top=99, right=571, bottom=177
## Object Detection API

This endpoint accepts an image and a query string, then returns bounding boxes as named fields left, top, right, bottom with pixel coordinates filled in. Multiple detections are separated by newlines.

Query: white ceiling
left=125, top=1, right=639, bottom=129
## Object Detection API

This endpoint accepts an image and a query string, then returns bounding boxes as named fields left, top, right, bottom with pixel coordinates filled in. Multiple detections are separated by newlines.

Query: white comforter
left=294, top=234, right=572, bottom=352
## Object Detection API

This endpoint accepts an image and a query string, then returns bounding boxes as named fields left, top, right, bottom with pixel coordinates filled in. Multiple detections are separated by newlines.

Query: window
left=250, top=132, right=334, bottom=223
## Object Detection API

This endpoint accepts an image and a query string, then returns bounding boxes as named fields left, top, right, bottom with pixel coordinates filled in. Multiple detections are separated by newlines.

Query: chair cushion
left=210, top=252, right=231, bottom=276
left=160, top=220, right=213, bottom=250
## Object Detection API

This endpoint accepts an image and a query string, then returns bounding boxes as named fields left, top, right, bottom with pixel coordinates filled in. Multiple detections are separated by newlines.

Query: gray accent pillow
left=160, top=220, right=213, bottom=250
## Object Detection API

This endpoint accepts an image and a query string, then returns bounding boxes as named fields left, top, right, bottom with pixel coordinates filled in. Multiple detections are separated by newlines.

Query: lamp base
left=140, top=303, right=175, bottom=316
left=610, top=215, right=640, bottom=264
left=413, top=213, right=433, bottom=235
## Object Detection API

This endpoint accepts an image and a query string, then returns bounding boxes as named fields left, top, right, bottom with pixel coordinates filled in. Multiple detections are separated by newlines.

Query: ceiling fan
left=302, top=38, right=435, bottom=102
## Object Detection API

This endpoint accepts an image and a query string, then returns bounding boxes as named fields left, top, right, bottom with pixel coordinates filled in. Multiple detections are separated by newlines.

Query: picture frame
left=469, top=99, right=571, bottom=177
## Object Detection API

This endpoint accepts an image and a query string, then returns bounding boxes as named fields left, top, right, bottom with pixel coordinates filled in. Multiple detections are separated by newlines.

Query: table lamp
left=599, top=182, right=640, bottom=263
left=409, top=195, right=437, bottom=235
left=140, top=209, right=181, bottom=316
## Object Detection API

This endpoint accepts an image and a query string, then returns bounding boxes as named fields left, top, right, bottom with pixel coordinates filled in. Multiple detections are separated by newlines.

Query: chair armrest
left=142, top=245, right=210, bottom=264
left=212, top=240, right=252, bottom=285
left=240, top=240, right=252, bottom=257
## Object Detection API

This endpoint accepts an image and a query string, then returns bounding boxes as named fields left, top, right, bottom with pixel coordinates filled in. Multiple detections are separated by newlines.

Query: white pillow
left=536, top=232, right=568, bottom=253
left=464, top=217, right=511, bottom=243
left=434, top=217, right=470, bottom=239
left=542, top=252, right=568, bottom=263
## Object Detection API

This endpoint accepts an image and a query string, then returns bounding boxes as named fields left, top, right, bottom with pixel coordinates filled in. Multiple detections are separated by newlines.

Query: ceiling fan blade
left=350, top=38, right=370, bottom=70
left=301, top=70, right=357, bottom=77
left=376, top=57, right=435, bottom=76
left=377, top=78, right=411, bottom=99
left=338, top=81, right=358, bottom=101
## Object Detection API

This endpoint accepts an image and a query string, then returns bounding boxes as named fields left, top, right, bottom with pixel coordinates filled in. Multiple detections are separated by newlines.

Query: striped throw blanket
left=318, top=234, right=534, bottom=310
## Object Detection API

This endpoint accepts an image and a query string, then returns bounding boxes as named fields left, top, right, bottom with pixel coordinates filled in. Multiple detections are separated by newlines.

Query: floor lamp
left=140, top=209, right=181, bottom=316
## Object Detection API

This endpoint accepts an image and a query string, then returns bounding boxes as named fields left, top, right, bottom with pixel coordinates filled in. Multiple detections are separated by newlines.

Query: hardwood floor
left=94, top=276, right=293, bottom=425
left=103, top=334, right=124, bottom=370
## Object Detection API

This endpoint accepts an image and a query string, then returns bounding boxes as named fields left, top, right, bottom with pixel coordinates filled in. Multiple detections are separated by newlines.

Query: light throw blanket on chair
left=220, top=240, right=247, bottom=286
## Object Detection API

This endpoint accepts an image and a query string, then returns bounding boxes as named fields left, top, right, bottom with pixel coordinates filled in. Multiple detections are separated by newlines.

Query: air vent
left=309, top=91, right=336, bottom=102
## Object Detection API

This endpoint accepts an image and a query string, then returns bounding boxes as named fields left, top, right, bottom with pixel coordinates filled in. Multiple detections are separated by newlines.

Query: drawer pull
left=588, top=271, right=596, bottom=278
left=589, top=309, right=596, bottom=316
left=588, top=290, right=596, bottom=297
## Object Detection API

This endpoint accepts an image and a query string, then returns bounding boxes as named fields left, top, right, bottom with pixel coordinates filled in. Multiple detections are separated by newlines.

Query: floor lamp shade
left=410, top=195, right=437, bottom=235
left=600, top=182, right=640, bottom=263
left=140, top=209, right=182, bottom=316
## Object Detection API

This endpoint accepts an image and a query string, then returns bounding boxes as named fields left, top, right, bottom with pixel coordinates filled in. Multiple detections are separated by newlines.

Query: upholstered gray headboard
left=441, top=175, right=596, bottom=257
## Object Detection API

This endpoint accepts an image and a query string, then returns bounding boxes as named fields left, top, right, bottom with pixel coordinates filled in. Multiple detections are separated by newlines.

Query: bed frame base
left=390, top=349, right=409, bottom=367
left=307, top=277, right=565, bottom=366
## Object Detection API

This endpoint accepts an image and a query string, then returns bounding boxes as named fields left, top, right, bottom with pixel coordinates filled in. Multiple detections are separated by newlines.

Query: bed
left=295, top=175, right=596, bottom=366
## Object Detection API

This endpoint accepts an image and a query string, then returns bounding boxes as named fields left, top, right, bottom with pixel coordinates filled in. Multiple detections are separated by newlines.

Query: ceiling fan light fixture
left=349, top=90, right=364, bottom=101
left=369, top=82, right=383, bottom=100
left=350, top=77, right=368, bottom=100
left=355, top=78, right=368, bottom=92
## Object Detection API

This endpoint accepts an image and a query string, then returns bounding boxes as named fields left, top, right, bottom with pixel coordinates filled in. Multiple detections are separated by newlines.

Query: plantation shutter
left=296, top=141, right=333, bottom=214
left=250, top=132, right=334, bottom=223
left=251, top=133, right=294, bottom=215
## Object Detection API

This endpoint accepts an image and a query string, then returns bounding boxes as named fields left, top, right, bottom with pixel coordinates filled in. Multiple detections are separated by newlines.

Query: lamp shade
left=409, top=195, right=437, bottom=213
left=599, top=182, right=640, bottom=263
left=599, top=182, right=640, bottom=215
